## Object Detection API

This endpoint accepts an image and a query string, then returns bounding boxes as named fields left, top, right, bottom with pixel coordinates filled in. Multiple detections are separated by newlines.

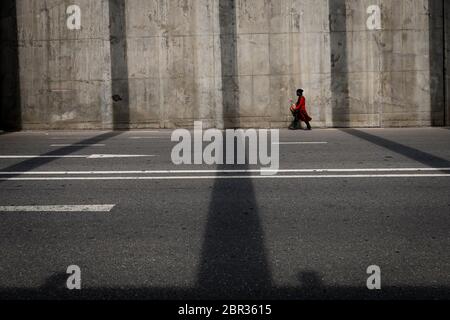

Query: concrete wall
left=2, top=0, right=448, bottom=129
left=329, top=0, right=446, bottom=127
left=15, top=0, right=112, bottom=129
left=118, top=0, right=332, bottom=129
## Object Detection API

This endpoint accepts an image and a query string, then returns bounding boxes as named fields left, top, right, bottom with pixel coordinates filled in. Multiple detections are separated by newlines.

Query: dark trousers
left=290, top=110, right=311, bottom=130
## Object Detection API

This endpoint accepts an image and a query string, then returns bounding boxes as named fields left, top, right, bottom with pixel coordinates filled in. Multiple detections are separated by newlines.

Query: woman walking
left=289, top=89, right=312, bottom=130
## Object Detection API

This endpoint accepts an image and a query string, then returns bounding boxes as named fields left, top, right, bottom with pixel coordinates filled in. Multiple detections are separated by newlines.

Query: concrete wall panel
left=7, top=0, right=447, bottom=129
left=15, top=0, right=112, bottom=129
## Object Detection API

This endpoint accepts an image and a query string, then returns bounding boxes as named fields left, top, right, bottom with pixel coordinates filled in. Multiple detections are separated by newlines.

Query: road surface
left=0, top=127, right=449, bottom=299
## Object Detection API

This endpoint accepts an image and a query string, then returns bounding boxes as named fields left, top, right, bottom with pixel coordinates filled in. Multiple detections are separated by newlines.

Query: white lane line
left=0, top=205, right=115, bottom=212
left=1, top=174, right=449, bottom=181
left=50, top=144, right=106, bottom=147
left=274, top=142, right=328, bottom=145
left=129, top=137, right=161, bottom=139
left=0, top=154, right=157, bottom=159
left=50, top=138, right=82, bottom=141
left=87, top=154, right=157, bottom=159
left=0, top=155, right=87, bottom=159
left=0, top=168, right=449, bottom=175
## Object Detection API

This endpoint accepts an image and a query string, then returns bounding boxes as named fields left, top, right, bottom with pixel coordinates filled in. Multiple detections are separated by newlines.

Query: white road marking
left=50, top=144, right=106, bottom=147
left=1, top=174, right=449, bottom=181
left=0, top=205, right=115, bottom=212
left=49, top=137, right=100, bottom=140
left=129, top=137, right=161, bottom=139
left=126, top=131, right=160, bottom=134
left=87, top=154, right=158, bottom=159
left=0, top=155, right=87, bottom=159
left=273, top=142, right=328, bottom=145
left=0, top=154, right=156, bottom=159
left=0, top=168, right=449, bottom=175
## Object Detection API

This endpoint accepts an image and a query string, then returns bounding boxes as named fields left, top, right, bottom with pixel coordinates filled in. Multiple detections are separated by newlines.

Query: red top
left=294, top=96, right=306, bottom=112
left=293, top=96, right=312, bottom=122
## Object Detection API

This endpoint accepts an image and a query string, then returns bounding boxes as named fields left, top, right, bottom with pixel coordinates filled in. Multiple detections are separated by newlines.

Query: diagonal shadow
left=339, top=129, right=450, bottom=172
left=0, top=131, right=123, bottom=181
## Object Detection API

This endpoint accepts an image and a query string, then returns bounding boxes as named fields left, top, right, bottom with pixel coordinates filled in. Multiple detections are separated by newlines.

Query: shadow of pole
left=329, top=0, right=350, bottom=127
left=197, top=0, right=272, bottom=299
left=0, top=0, right=21, bottom=131
left=109, top=0, right=130, bottom=130
left=197, top=140, right=272, bottom=299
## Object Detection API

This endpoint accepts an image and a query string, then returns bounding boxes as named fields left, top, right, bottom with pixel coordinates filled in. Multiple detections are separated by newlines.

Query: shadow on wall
left=109, top=0, right=130, bottom=130
left=329, top=0, right=350, bottom=127
left=446, top=1, right=450, bottom=126
left=0, top=0, right=21, bottom=131
left=428, top=0, right=446, bottom=126
left=219, top=0, right=240, bottom=129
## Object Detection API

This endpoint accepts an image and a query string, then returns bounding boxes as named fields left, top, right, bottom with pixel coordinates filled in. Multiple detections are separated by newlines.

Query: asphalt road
left=0, top=127, right=449, bottom=300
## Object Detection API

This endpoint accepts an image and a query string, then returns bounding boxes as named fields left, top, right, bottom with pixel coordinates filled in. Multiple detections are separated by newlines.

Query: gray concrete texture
left=1, top=0, right=448, bottom=129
